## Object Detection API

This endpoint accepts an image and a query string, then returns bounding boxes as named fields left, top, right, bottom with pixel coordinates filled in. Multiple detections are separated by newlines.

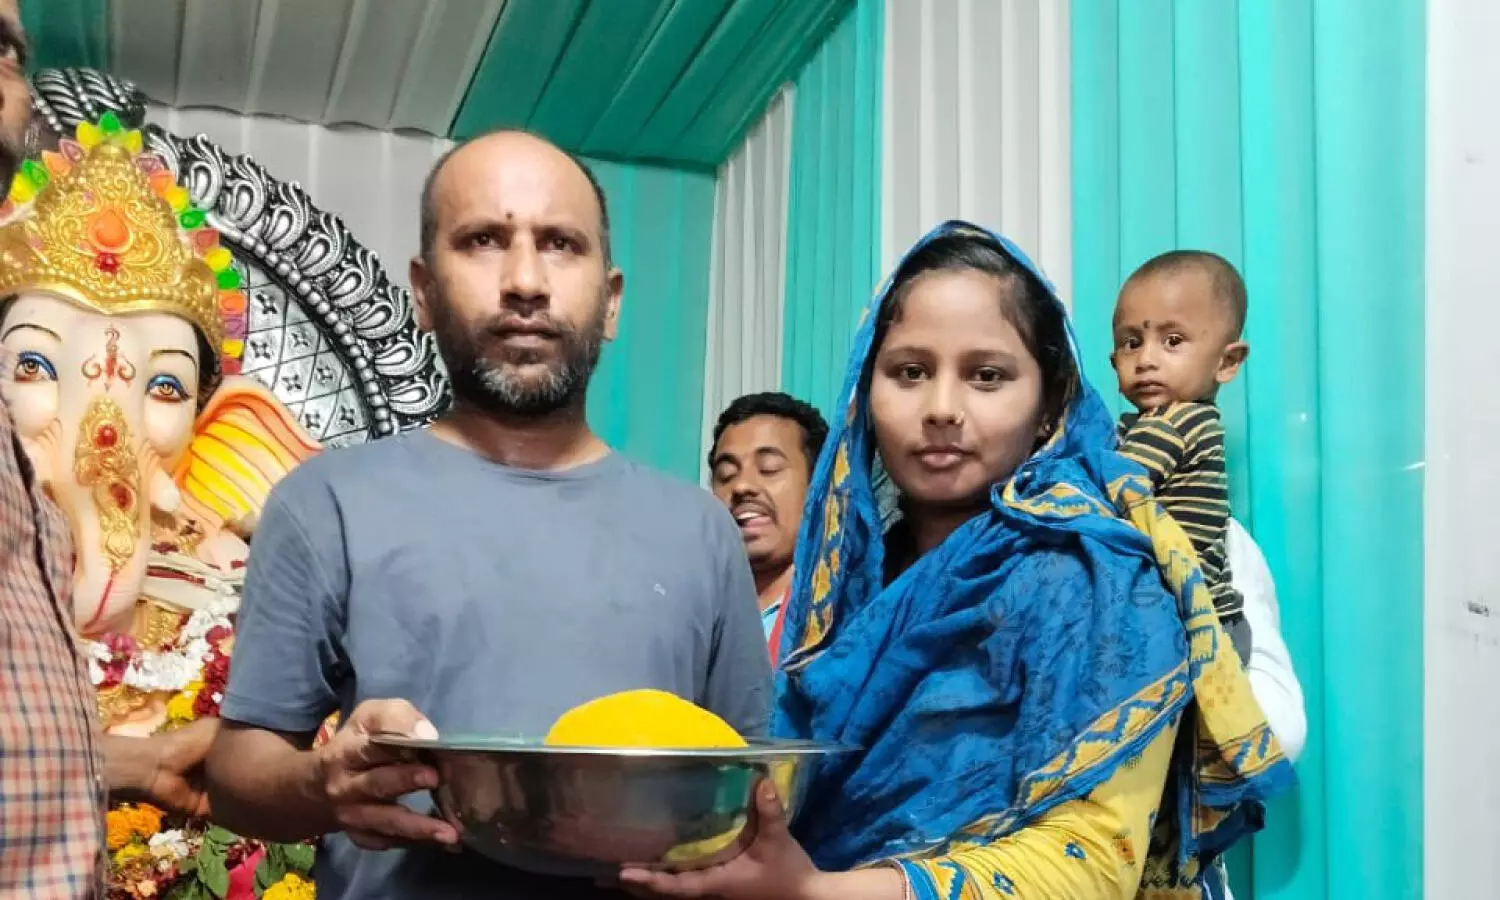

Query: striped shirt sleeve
left=1118, top=403, right=1218, bottom=490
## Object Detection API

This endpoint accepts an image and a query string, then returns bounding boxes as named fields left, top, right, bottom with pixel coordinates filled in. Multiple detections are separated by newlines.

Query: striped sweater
left=1118, top=401, right=1243, bottom=619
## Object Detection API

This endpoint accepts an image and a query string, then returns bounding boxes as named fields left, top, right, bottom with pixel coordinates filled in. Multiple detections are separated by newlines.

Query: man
left=707, top=392, right=827, bottom=654
left=0, top=3, right=216, bottom=896
left=204, top=130, right=772, bottom=899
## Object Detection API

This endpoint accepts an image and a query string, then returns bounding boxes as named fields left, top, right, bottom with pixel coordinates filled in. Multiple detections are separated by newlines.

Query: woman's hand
left=618, top=780, right=823, bottom=900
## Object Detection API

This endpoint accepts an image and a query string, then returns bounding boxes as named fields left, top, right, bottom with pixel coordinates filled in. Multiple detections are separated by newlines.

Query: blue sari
left=773, top=222, right=1294, bottom=895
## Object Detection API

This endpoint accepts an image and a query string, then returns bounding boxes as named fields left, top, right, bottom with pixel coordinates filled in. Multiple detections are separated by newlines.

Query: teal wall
left=781, top=0, right=883, bottom=416
left=1072, top=1, right=1425, bottom=898
left=585, top=158, right=717, bottom=482
left=20, top=0, right=106, bottom=71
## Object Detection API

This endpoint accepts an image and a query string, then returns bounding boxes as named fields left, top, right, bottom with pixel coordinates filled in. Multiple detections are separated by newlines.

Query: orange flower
left=105, top=809, right=133, bottom=850
left=125, top=804, right=163, bottom=839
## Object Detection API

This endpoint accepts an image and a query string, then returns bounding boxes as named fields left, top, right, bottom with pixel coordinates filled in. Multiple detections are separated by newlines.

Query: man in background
left=0, top=2, right=215, bottom=896
left=708, top=392, right=828, bottom=658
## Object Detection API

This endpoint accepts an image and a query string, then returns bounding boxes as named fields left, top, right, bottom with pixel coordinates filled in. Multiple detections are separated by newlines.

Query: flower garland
left=87, top=599, right=236, bottom=697
left=94, top=606, right=317, bottom=899
left=103, top=809, right=315, bottom=900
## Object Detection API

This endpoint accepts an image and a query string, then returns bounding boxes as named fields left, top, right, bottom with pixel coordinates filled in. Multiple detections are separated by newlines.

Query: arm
left=1117, top=404, right=1196, bottom=490
left=205, top=488, right=345, bottom=839
left=104, top=719, right=218, bottom=817
left=1226, top=519, right=1307, bottom=761
left=205, top=725, right=331, bottom=842
left=700, top=504, right=774, bottom=738
left=205, top=487, right=454, bottom=847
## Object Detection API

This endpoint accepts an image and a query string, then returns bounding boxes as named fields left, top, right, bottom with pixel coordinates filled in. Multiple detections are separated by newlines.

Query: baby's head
left=1110, top=250, right=1249, bottom=411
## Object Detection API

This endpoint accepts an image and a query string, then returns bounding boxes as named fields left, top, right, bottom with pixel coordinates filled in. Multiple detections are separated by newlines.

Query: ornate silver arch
left=27, top=67, right=451, bottom=446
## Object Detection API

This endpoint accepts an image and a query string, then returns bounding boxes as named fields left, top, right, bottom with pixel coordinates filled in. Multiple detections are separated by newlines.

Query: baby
left=1111, top=250, right=1252, bottom=663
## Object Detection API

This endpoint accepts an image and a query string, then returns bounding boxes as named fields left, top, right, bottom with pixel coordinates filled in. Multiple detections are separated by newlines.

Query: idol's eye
left=14, top=350, right=57, bottom=382
left=147, top=373, right=189, bottom=402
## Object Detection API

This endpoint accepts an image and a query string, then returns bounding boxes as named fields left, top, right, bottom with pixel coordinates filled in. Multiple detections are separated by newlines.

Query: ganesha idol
left=0, top=115, right=321, bottom=737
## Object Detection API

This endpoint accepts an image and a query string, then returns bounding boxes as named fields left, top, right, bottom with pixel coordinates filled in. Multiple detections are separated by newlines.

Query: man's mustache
left=482, top=314, right=570, bottom=340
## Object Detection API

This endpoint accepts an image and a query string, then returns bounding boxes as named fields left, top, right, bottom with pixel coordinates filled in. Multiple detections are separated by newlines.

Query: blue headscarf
left=773, top=222, right=1294, bottom=891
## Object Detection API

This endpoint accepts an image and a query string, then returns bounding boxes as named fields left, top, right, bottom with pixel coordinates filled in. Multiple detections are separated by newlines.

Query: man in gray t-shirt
left=203, top=130, right=772, bottom=900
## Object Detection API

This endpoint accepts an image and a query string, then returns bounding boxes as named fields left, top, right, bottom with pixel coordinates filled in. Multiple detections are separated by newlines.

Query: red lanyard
left=767, top=590, right=791, bottom=664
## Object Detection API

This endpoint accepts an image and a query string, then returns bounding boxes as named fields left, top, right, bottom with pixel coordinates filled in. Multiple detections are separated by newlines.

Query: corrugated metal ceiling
left=22, top=0, right=850, bottom=169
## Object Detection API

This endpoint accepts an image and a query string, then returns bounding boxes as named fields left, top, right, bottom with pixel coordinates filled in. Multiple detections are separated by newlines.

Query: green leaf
left=254, top=851, right=287, bottom=894
left=204, top=826, right=239, bottom=848
left=280, top=842, right=315, bottom=873
left=198, top=850, right=230, bottom=899
left=166, top=880, right=209, bottom=900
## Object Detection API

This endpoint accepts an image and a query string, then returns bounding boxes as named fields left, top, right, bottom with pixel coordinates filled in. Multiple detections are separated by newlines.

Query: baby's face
left=1110, top=270, right=1245, bottom=411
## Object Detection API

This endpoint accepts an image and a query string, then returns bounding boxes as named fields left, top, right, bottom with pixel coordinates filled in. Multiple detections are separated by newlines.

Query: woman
left=623, top=223, right=1293, bottom=900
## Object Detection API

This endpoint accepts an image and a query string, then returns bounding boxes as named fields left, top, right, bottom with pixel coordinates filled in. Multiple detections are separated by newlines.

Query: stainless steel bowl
left=373, top=735, right=848, bottom=877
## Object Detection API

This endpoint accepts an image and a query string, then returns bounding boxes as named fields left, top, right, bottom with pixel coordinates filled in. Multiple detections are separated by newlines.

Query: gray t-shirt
left=221, top=430, right=772, bottom=900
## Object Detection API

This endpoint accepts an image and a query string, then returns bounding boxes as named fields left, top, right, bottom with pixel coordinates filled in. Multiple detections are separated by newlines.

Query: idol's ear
left=172, top=376, right=320, bottom=534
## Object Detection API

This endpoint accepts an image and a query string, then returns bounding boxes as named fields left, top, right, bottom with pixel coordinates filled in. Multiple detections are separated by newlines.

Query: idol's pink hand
left=618, top=780, right=821, bottom=900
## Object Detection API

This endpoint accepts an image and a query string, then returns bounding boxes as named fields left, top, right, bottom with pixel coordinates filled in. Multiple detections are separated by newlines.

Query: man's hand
left=314, top=698, right=459, bottom=851
left=104, top=719, right=218, bottom=818
left=150, top=718, right=218, bottom=817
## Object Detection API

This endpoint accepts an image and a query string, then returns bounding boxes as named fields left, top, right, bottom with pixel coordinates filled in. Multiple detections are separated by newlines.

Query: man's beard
left=430, top=292, right=608, bottom=419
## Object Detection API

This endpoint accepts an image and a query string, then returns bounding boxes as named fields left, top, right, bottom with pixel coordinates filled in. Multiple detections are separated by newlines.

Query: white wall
left=700, top=87, right=795, bottom=480
left=880, top=0, right=1071, bottom=300
left=1425, top=0, right=1500, bottom=894
left=149, top=103, right=451, bottom=289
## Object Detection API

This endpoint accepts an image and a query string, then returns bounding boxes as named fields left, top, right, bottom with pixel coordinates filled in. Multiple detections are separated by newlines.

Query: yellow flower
left=263, top=872, right=316, bottom=900
left=166, top=680, right=203, bottom=724
left=126, top=804, right=163, bottom=839
left=165, top=690, right=196, bottom=723
left=105, top=809, right=134, bottom=850
left=112, top=842, right=148, bottom=866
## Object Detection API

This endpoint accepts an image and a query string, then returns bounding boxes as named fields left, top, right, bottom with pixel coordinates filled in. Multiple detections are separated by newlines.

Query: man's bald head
left=419, top=129, right=612, bottom=268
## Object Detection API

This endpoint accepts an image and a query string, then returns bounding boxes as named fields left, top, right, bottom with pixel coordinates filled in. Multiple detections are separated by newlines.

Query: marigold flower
left=262, top=872, right=315, bottom=900
left=126, top=804, right=163, bottom=839
left=165, top=686, right=198, bottom=724
left=105, top=810, right=134, bottom=850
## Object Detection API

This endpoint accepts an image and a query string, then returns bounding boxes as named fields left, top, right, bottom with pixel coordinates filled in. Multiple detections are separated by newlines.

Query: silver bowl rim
left=370, top=733, right=854, bottom=761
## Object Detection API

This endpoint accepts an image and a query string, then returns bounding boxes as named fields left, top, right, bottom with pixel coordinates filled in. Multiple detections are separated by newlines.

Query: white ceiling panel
left=108, top=0, right=505, bottom=135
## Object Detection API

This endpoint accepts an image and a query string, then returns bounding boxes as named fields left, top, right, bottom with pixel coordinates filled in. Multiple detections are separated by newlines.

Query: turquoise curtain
left=585, top=158, right=717, bottom=482
left=20, top=0, right=108, bottom=72
left=781, top=0, right=883, bottom=416
left=1072, top=2, right=1425, bottom=898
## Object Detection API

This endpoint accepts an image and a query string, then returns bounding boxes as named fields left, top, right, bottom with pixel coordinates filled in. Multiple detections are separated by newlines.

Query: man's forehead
left=433, top=136, right=599, bottom=224
left=724, top=416, right=802, bottom=448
